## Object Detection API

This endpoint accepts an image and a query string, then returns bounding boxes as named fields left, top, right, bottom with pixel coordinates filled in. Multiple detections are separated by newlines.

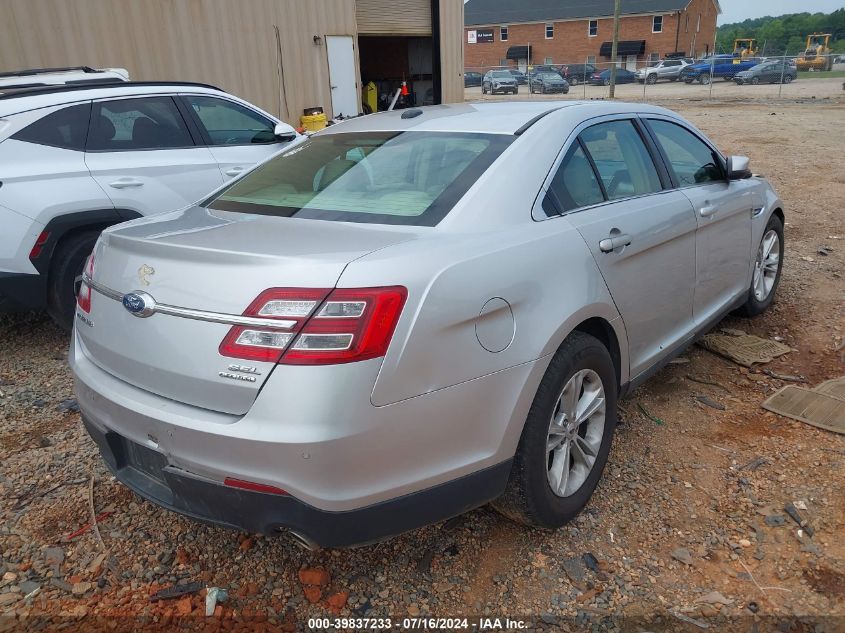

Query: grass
left=797, top=70, right=845, bottom=79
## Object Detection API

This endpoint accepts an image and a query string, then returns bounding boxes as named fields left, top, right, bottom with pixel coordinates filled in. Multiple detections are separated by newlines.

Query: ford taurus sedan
left=71, top=101, right=785, bottom=549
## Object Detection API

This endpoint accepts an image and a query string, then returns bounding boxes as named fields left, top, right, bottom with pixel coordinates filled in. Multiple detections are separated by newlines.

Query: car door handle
left=699, top=205, right=718, bottom=218
left=108, top=178, right=144, bottom=189
left=599, top=234, right=632, bottom=253
left=224, top=167, right=246, bottom=177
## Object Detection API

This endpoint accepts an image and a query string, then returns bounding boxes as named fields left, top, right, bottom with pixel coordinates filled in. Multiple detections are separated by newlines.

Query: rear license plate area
left=122, top=439, right=168, bottom=485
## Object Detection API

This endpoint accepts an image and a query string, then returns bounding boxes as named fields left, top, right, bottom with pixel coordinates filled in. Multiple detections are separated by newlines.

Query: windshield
left=208, top=131, right=512, bottom=226
left=491, top=71, right=512, bottom=78
left=538, top=73, right=559, bottom=80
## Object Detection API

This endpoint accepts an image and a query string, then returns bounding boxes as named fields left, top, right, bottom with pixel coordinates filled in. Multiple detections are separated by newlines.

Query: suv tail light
left=219, top=286, right=407, bottom=365
left=77, top=253, right=95, bottom=313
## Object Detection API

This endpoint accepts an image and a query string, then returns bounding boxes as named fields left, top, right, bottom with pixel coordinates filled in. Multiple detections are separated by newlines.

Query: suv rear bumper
left=83, top=416, right=511, bottom=548
left=0, top=271, right=45, bottom=313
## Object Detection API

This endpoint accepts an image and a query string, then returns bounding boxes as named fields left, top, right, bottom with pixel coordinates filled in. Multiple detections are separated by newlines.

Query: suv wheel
left=699, top=73, right=711, bottom=85
left=646, top=73, right=658, bottom=85
left=493, top=332, right=617, bottom=528
left=570, top=77, right=579, bottom=86
left=735, top=215, right=784, bottom=318
left=47, top=230, right=100, bottom=331
left=751, top=76, right=760, bottom=85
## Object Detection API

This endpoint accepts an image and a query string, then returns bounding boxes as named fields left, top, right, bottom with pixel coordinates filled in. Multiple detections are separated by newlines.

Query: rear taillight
left=77, top=253, right=95, bottom=313
left=219, top=286, right=407, bottom=365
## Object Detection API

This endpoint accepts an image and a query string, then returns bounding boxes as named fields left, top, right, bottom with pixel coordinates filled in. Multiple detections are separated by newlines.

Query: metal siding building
left=0, top=0, right=464, bottom=123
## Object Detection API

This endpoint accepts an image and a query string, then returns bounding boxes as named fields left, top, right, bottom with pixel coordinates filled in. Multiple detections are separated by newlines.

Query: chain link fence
left=465, top=53, right=844, bottom=103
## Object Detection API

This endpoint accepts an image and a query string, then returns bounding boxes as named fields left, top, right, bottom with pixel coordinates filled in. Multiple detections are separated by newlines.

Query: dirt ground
left=1, top=96, right=844, bottom=632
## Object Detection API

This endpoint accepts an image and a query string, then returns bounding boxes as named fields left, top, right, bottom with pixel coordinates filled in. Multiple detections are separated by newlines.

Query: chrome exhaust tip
left=282, top=528, right=320, bottom=551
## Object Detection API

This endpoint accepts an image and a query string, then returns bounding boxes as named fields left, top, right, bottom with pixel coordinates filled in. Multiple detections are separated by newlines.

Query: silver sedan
left=71, top=101, right=784, bottom=548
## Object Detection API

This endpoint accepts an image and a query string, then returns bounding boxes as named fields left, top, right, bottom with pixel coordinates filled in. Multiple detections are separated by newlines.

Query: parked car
left=589, top=68, right=638, bottom=85
left=482, top=70, right=518, bottom=94
left=72, top=101, right=785, bottom=549
left=529, top=72, right=570, bottom=94
left=0, top=65, right=129, bottom=90
left=530, top=65, right=564, bottom=77
left=679, top=55, right=763, bottom=84
left=508, top=69, right=528, bottom=85
left=635, top=58, right=690, bottom=84
left=0, top=81, right=300, bottom=329
left=464, top=71, right=483, bottom=87
left=560, top=63, right=597, bottom=86
left=734, top=60, right=797, bottom=85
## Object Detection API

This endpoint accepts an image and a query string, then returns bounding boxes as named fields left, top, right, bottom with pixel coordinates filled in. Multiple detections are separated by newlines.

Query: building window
left=545, top=23, right=554, bottom=39
left=545, top=57, right=553, bottom=64
left=652, top=15, right=663, bottom=33
left=500, top=58, right=509, bottom=67
left=500, top=25, right=508, bottom=41
left=588, top=20, right=598, bottom=37
left=648, top=52, right=659, bottom=66
left=586, top=55, right=596, bottom=65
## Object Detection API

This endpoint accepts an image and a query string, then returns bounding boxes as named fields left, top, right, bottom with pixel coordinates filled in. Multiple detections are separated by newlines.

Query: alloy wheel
left=752, top=229, right=780, bottom=301
left=546, top=369, right=606, bottom=498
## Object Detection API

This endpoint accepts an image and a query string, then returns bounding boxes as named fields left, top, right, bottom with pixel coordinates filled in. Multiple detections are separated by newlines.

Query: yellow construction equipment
left=733, top=39, right=758, bottom=57
left=796, top=34, right=833, bottom=71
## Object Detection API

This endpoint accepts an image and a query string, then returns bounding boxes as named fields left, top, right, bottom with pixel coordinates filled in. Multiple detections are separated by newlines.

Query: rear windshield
left=208, top=131, right=512, bottom=226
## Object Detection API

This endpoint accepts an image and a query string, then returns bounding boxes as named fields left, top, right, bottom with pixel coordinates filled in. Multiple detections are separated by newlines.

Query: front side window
left=184, top=95, right=276, bottom=145
left=653, top=15, right=663, bottom=33
left=546, top=23, right=554, bottom=39
left=12, top=102, right=91, bottom=150
left=500, top=25, right=508, bottom=41
left=88, top=96, right=193, bottom=151
left=647, top=119, right=723, bottom=186
left=545, top=142, right=604, bottom=215
left=208, top=132, right=512, bottom=226
left=589, top=20, right=598, bottom=37
left=579, top=120, right=662, bottom=200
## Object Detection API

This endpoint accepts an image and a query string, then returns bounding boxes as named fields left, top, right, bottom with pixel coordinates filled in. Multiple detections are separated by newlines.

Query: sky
left=718, top=0, right=844, bottom=24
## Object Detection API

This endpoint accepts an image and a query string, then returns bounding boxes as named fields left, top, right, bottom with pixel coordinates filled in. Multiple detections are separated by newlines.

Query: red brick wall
left=464, top=0, right=718, bottom=71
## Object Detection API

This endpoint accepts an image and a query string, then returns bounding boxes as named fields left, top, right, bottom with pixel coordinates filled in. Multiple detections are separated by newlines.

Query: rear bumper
left=0, top=271, right=45, bottom=313
left=83, top=416, right=511, bottom=548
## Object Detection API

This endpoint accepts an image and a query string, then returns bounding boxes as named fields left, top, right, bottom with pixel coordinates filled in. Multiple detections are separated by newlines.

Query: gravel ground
left=1, top=98, right=844, bottom=632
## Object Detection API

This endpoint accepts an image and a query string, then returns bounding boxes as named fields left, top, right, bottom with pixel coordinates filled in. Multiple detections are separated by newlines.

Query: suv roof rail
left=0, top=80, right=223, bottom=101
left=0, top=66, right=102, bottom=79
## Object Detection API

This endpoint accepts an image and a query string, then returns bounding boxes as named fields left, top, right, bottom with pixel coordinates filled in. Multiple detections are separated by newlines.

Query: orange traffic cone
left=400, top=81, right=409, bottom=96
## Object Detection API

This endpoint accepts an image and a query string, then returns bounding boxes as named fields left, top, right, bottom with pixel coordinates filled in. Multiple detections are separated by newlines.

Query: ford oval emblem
left=122, top=291, right=155, bottom=318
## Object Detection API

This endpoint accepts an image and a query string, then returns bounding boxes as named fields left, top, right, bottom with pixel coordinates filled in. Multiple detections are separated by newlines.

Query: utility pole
left=609, top=0, right=621, bottom=98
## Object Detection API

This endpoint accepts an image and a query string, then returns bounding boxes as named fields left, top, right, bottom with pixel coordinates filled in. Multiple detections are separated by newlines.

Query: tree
left=717, top=10, right=843, bottom=56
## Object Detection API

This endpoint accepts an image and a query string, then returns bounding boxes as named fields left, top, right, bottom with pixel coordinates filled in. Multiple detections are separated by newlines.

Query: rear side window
left=88, top=96, right=193, bottom=151
left=184, top=95, right=276, bottom=145
left=208, top=131, right=512, bottom=226
left=579, top=120, right=662, bottom=200
left=545, top=142, right=604, bottom=215
left=12, top=103, right=91, bottom=150
left=647, top=119, right=723, bottom=186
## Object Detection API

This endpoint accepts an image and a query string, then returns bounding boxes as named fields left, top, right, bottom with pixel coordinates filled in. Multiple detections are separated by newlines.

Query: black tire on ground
left=647, top=73, right=658, bottom=85
left=492, top=332, right=618, bottom=528
left=570, top=77, right=579, bottom=86
left=684, top=78, right=693, bottom=84
left=735, top=214, right=784, bottom=318
left=46, top=230, right=100, bottom=332
left=784, top=75, right=793, bottom=83
left=563, top=87, right=569, bottom=94
left=751, top=76, right=760, bottom=85
left=603, top=78, right=610, bottom=86
left=699, top=73, right=711, bottom=85
left=724, top=75, right=734, bottom=81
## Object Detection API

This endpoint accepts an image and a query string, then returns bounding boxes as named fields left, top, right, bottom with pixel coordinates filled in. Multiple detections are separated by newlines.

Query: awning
left=600, top=40, right=646, bottom=57
left=506, top=45, right=530, bottom=60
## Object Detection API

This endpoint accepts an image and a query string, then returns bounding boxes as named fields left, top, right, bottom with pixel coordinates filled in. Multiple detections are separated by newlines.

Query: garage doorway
left=326, top=36, right=359, bottom=118
left=358, top=35, right=434, bottom=112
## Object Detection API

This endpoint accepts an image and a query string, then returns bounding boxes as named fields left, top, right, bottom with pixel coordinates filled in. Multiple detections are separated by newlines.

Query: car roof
left=320, top=101, right=677, bottom=136
left=0, top=82, right=225, bottom=117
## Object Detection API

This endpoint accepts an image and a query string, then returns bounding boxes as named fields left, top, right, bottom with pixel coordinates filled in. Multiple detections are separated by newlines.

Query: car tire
left=563, top=87, right=569, bottom=94
left=735, top=214, right=784, bottom=318
left=46, top=230, right=100, bottom=332
left=784, top=75, right=793, bottom=84
left=603, top=78, right=610, bottom=86
left=751, top=77, right=760, bottom=85
left=647, top=73, right=658, bottom=85
left=570, top=77, right=579, bottom=86
left=492, top=332, right=617, bottom=528
left=684, top=77, right=693, bottom=84
left=699, top=73, right=711, bottom=85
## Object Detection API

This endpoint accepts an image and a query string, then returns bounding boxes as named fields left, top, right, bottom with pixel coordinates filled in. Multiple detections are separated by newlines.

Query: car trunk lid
left=76, top=206, right=417, bottom=415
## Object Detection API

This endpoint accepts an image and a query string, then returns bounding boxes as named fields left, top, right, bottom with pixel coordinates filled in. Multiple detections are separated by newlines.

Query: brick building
left=465, top=0, right=720, bottom=72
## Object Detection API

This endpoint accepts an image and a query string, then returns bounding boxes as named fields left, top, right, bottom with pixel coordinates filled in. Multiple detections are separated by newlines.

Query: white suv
left=0, top=81, right=299, bottom=329
left=635, top=58, right=690, bottom=84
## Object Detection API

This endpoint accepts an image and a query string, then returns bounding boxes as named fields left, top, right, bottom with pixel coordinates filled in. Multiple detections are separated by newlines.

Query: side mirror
left=274, top=122, right=298, bottom=142
left=726, top=155, right=752, bottom=180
